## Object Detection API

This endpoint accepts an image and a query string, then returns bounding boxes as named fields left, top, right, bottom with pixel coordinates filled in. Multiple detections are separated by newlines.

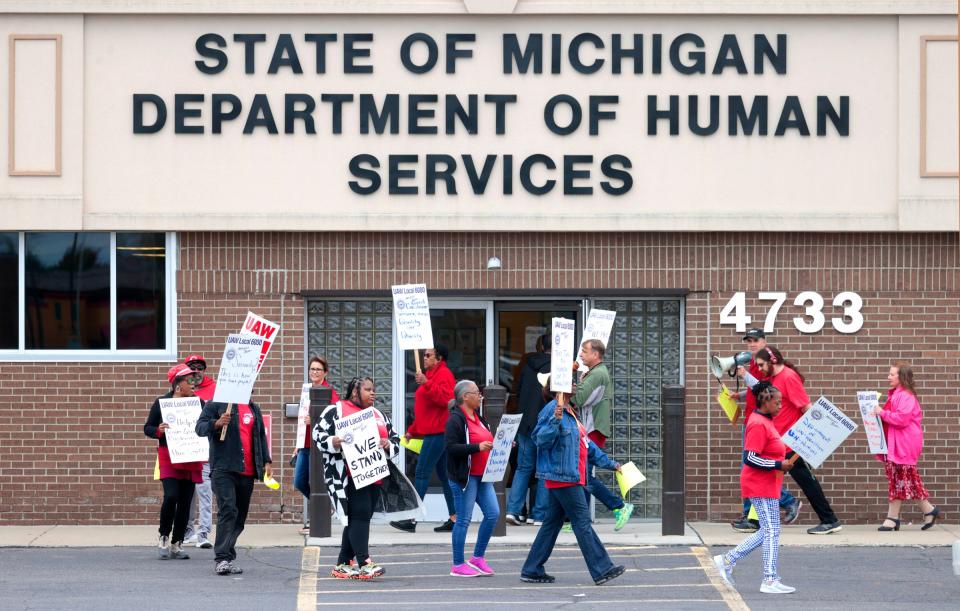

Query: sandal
left=921, top=506, right=941, bottom=530
left=877, top=517, right=900, bottom=531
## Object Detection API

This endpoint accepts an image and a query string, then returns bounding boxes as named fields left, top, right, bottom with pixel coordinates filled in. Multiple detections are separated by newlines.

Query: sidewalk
left=0, top=520, right=955, bottom=548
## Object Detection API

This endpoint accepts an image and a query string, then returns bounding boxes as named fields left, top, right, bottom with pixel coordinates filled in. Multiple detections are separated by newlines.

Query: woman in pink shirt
left=874, top=361, right=941, bottom=531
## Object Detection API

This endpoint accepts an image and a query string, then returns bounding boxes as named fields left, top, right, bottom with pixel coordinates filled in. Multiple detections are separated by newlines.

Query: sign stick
left=219, top=403, right=234, bottom=441
left=786, top=454, right=801, bottom=467
left=414, top=349, right=422, bottom=375
left=557, top=392, right=566, bottom=407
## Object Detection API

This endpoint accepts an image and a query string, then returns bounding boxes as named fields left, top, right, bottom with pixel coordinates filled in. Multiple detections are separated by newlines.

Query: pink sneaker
left=467, top=556, right=494, bottom=575
left=450, top=563, right=483, bottom=577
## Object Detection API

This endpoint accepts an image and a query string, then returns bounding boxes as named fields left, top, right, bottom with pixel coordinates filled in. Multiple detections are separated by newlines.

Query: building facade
left=0, top=1, right=957, bottom=526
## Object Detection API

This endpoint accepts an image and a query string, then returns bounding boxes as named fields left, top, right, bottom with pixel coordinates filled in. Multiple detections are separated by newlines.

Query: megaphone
left=709, top=351, right=752, bottom=379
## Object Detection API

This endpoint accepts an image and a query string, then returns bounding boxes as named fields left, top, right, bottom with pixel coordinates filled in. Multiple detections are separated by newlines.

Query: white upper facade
left=1, top=1, right=957, bottom=231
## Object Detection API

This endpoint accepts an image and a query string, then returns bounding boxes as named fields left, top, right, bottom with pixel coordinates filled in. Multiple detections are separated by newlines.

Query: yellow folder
left=153, top=456, right=160, bottom=480
left=400, top=436, right=423, bottom=454
left=614, top=461, right=646, bottom=498
left=717, top=384, right=740, bottom=423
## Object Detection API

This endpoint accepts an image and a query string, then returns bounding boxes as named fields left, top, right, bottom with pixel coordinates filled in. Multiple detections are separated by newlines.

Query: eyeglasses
left=424, top=353, right=437, bottom=359
left=464, top=390, right=481, bottom=396
left=187, top=363, right=206, bottom=371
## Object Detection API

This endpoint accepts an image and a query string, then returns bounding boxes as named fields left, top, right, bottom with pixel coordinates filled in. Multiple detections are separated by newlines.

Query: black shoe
left=389, top=519, right=416, bottom=533
left=807, top=521, right=842, bottom=535
left=594, top=565, right=626, bottom=586
left=921, top=506, right=941, bottom=530
left=783, top=499, right=802, bottom=525
left=731, top=517, right=759, bottom=533
left=520, top=572, right=556, bottom=583
left=877, top=517, right=900, bottom=531
left=433, top=519, right=455, bottom=532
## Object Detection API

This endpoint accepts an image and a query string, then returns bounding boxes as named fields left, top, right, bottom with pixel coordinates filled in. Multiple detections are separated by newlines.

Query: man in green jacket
left=572, top=339, right=635, bottom=531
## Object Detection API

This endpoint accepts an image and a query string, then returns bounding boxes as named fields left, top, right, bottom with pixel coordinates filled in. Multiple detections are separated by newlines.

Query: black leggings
left=159, top=478, right=196, bottom=544
left=786, top=451, right=839, bottom=524
left=337, top=480, right=379, bottom=565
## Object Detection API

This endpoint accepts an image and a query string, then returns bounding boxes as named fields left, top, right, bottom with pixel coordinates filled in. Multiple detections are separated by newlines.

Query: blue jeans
left=522, top=485, right=615, bottom=582
left=415, top=434, right=456, bottom=516
left=294, top=447, right=310, bottom=499
left=586, top=466, right=624, bottom=511
left=506, top=433, right=549, bottom=520
left=448, top=476, right=500, bottom=565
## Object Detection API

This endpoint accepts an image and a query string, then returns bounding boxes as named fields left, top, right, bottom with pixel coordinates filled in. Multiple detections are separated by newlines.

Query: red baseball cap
left=167, top=365, right=194, bottom=384
left=185, top=354, right=206, bottom=365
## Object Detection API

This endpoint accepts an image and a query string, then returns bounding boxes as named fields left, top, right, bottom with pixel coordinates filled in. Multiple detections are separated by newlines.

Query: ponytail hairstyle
left=751, top=380, right=781, bottom=411
left=344, top=376, right=374, bottom=406
left=756, top=346, right=805, bottom=383
left=448, top=379, right=477, bottom=411
left=892, top=360, right=917, bottom=396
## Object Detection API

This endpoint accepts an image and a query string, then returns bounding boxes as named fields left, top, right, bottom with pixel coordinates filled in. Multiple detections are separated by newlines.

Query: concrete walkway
left=1, top=520, right=955, bottom=548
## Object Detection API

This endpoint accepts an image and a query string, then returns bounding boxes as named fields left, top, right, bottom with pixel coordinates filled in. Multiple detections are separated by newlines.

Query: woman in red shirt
left=714, top=381, right=796, bottom=595
left=294, top=356, right=340, bottom=534
left=444, top=380, right=498, bottom=577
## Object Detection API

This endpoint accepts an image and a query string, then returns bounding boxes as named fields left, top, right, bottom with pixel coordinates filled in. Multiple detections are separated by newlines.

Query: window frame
left=2, top=231, right=177, bottom=361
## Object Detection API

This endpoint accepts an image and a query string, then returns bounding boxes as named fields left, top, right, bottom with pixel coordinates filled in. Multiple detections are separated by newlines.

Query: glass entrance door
left=399, top=300, right=493, bottom=521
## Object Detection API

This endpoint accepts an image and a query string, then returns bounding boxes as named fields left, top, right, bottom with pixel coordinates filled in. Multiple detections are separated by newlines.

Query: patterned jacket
left=312, top=401, right=422, bottom=524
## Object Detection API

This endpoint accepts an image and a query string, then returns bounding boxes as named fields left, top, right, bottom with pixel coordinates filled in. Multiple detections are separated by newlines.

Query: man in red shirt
left=730, top=331, right=800, bottom=532
left=390, top=345, right=457, bottom=533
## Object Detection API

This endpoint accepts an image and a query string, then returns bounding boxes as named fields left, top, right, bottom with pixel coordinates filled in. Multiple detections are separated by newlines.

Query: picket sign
left=782, top=396, right=858, bottom=469
left=392, top=284, right=433, bottom=374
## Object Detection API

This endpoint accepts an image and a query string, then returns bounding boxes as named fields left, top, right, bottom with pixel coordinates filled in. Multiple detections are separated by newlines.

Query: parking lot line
left=306, top=583, right=717, bottom=595
left=296, top=546, right=321, bottom=611
left=691, top=546, right=750, bottom=611
left=312, top=600, right=727, bottom=607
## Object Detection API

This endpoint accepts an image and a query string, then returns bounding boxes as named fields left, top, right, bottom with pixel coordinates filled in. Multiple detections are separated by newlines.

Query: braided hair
left=751, top=380, right=781, bottom=411
left=344, top=376, right=374, bottom=405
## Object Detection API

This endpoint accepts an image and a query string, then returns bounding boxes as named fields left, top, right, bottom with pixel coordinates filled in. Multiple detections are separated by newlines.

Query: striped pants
left=724, top=496, right=781, bottom=581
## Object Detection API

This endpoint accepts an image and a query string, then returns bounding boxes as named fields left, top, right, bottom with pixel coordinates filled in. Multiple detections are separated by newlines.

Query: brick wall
left=1, top=231, right=956, bottom=525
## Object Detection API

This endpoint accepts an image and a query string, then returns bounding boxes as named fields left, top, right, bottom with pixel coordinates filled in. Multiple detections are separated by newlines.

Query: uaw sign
left=782, top=396, right=858, bottom=469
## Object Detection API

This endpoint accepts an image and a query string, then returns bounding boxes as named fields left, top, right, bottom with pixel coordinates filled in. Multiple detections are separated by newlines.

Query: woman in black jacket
left=445, top=380, right=498, bottom=577
left=143, top=365, right=204, bottom=560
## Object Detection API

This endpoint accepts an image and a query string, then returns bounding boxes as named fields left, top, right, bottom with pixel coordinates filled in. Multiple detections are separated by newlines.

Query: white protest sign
left=159, top=397, right=207, bottom=463
left=335, top=409, right=389, bottom=489
left=482, top=414, right=523, bottom=483
left=212, top=334, right=264, bottom=404
left=240, top=312, right=280, bottom=371
left=550, top=317, right=576, bottom=393
left=577, top=309, right=617, bottom=369
left=391, top=284, right=434, bottom=350
left=296, top=383, right=312, bottom=449
left=782, top=396, right=858, bottom=469
left=856, top=391, right=887, bottom=454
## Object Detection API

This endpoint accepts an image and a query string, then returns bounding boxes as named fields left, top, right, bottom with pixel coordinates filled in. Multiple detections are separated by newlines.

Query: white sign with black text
left=335, top=408, right=389, bottom=489
left=577, top=309, right=616, bottom=369
left=482, top=414, right=523, bottom=483
left=782, top=396, right=858, bottom=469
left=159, top=397, right=207, bottom=463
left=391, top=284, right=434, bottom=350
left=856, top=391, right=887, bottom=455
left=212, top=333, right=264, bottom=404
left=550, top=317, right=576, bottom=393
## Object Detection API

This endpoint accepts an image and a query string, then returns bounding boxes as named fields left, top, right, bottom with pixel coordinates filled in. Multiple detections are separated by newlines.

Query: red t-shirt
left=303, top=381, right=340, bottom=448
left=463, top=407, right=494, bottom=476
left=740, top=412, right=786, bottom=499
left=744, top=359, right=765, bottom=421
left=769, top=367, right=811, bottom=436
left=237, top=404, right=255, bottom=476
left=546, top=420, right=589, bottom=489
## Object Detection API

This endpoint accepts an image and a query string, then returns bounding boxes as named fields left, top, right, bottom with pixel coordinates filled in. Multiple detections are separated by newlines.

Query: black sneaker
left=731, top=517, right=759, bottom=533
left=215, top=560, right=232, bottom=576
left=594, top=565, right=626, bottom=586
left=389, top=519, right=416, bottom=533
left=433, top=519, right=455, bottom=532
left=783, top=499, right=803, bottom=525
left=807, top=521, right=842, bottom=535
left=520, top=572, right=556, bottom=583
left=226, top=562, right=243, bottom=574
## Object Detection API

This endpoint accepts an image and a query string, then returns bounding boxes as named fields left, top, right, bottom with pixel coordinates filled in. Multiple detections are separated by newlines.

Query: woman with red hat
left=143, top=364, right=205, bottom=560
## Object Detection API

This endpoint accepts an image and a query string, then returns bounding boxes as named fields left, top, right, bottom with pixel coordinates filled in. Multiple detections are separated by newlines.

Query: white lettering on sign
left=718, top=291, right=864, bottom=334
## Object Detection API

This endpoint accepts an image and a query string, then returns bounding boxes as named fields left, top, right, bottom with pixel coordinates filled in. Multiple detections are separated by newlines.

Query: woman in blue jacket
left=520, top=376, right=626, bottom=586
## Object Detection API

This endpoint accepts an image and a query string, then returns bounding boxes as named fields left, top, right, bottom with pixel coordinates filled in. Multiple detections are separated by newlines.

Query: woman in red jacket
left=714, top=381, right=796, bottom=595
left=143, top=365, right=205, bottom=560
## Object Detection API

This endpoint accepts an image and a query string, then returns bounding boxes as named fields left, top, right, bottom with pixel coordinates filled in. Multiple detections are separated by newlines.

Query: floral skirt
left=884, top=461, right=929, bottom=501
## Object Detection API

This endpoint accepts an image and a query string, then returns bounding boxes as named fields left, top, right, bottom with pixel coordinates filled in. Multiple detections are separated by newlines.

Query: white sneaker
left=183, top=534, right=198, bottom=545
left=504, top=514, right=521, bottom=526
left=157, top=535, right=170, bottom=560
left=197, top=535, right=213, bottom=549
left=712, top=554, right=735, bottom=587
left=532, top=520, right=543, bottom=526
left=760, top=579, right=796, bottom=594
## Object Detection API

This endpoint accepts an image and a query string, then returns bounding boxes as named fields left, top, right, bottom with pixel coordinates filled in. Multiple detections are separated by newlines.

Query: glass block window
left=593, top=299, right=682, bottom=519
left=306, top=300, right=393, bottom=413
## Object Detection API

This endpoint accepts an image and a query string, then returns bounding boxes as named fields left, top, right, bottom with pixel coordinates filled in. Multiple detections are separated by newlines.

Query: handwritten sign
left=240, top=311, right=280, bottom=371
left=550, top=317, right=576, bottom=393
left=856, top=391, right=887, bottom=454
left=159, top=397, right=207, bottom=463
left=295, top=383, right=312, bottom=449
left=391, top=284, right=434, bottom=350
left=577, top=309, right=616, bottom=369
left=335, top=409, right=389, bottom=489
left=782, top=396, right=858, bottom=469
left=212, top=333, right=263, bottom=404
left=482, top=414, right=523, bottom=483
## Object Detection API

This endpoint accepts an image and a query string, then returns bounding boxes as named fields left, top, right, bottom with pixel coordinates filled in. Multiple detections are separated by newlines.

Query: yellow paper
left=263, top=475, right=280, bottom=490
left=747, top=504, right=758, bottom=521
left=400, top=436, right=423, bottom=454
left=153, top=456, right=160, bottom=481
left=614, top=461, right=646, bottom=498
left=717, top=384, right=740, bottom=423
